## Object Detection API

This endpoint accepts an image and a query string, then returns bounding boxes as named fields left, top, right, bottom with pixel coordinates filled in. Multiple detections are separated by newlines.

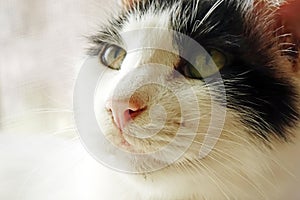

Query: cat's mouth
left=107, top=129, right=143, bottom=153
left=106, top=114, right=161, bottom=154
left=107, top=114, right=148, bottom=153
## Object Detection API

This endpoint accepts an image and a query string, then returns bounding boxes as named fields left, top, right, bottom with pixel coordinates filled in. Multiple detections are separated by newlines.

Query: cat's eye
left=184, top=49, right=227, bottom=79
left=100, top=44, right=127, bottom=70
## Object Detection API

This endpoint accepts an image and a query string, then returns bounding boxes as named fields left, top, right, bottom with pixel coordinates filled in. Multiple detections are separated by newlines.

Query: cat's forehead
left=118, top=0, right=252, bottom=49
left=124, top=1, right=249, bottom=32
left=121, top=9, right=173, bottom=47
left=89, top=0, right=259, bottom=52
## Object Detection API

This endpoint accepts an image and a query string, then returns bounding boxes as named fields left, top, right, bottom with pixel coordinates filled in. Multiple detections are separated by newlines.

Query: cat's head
left=82, top=0, right=300, bottom=198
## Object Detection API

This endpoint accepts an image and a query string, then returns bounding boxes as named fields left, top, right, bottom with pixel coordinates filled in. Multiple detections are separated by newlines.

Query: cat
left=10, top=0, right=299, bottom=199
left=80, top=0, right=300, bottom=199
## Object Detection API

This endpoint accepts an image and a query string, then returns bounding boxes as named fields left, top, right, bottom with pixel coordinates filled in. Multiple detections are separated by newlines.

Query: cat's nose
left=106, top=98, right=146, bottom=130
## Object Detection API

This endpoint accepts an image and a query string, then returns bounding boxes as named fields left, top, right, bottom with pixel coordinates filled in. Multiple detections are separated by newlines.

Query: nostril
left=128, top=107, right=146, bottom=119
left=105, top=98, right=146, bottom=129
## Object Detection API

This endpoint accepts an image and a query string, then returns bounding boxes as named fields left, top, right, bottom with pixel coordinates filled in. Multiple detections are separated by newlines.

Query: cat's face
left=85, top=0, right=299, bottom=198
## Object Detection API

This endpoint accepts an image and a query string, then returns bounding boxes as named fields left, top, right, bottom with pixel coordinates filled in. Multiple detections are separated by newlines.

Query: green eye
left=185, top=49, right=227, bottom=79
left=100, top=44, right=126, bottom=70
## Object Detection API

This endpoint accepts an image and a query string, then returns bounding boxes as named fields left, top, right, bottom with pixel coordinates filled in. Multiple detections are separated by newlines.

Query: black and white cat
left=82, top=0, right=300, bottom=199
left=13, top=0, right=300, bottom=199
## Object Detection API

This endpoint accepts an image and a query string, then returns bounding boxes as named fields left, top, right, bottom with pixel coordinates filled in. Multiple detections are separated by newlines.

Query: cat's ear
left=276, top=0, right=300, bottom=43
left=275, top=0, right=300, bottom=73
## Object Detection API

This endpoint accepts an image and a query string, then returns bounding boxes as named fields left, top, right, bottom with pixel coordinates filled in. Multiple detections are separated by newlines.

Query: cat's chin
left=108, top=129, right=137, bottom=152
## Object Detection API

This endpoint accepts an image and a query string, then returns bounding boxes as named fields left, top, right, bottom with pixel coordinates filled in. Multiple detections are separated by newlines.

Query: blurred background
left=0, top=0, right=113, bottom=130
left=0, top=0, right=118, bottom=199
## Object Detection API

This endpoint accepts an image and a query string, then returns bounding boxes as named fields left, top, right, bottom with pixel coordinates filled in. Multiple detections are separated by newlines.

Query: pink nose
left=106, top=98, right=145, bottom=129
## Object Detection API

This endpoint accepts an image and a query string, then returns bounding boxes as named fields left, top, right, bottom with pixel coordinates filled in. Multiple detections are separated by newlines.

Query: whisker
left=195, top=161, right=232, bottom=199
left=194, top=141, right=277, bottom=190
left=202, top=153, right=267, bottom=198
left=192, top=0, right=225, bottom=33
